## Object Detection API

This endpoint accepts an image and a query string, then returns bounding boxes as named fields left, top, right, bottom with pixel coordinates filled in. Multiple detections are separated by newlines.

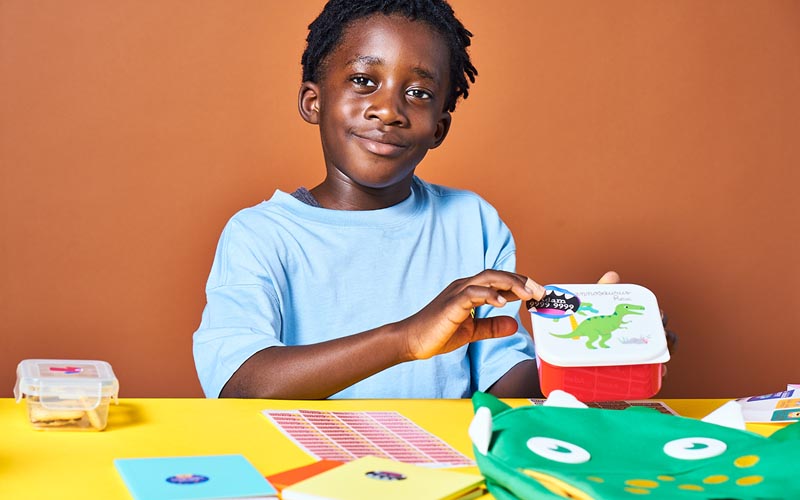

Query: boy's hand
left=400, top=270, right=545, bottom=361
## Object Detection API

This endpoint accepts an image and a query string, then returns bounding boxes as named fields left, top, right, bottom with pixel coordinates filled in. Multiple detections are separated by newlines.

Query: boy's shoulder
left=415, top=177, right=500, bottom=214
left=415, top=176, right=484, bottom=201
left=218, top=190, right=303, bottom=237
left=229, top=190, right=302, bottom=219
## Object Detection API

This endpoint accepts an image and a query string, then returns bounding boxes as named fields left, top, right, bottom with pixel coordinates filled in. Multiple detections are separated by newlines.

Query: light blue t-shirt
left=192, top=177, right=535, bottom=398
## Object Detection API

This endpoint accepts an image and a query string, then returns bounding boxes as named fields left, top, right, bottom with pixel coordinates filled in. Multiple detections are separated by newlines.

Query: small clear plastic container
left=14, top=359, right=119, bottom=431
left=528, top=284, right=670, bottom=402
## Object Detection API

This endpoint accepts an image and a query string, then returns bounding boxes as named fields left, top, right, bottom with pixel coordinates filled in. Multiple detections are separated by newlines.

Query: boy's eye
left=351, top=76, right=376, bottom=87
left=406, top=88, right=432, bottom=100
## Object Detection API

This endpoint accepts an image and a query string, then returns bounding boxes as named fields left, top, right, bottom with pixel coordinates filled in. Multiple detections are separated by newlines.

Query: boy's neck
left=310, top=177, right=414, bottom=211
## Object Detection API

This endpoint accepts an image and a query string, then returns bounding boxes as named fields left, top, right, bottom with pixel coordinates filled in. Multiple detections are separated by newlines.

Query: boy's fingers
left=597, top=271, right=620, bottom=284
left=665, top=328, right=678, bottom=353
left=461, top=285, right=511, bottom=310
left=493, top=278, right=545, bottom=301
left=469, top=316, right=518, bottom=341
left=523, top=277, right=546, bottom=299
left=467, top=271, right=545, bottom=300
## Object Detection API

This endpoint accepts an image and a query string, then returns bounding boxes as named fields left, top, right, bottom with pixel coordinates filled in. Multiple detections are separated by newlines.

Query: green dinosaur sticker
left=470, top=391, right=800, bottom=500
left=549, top=303, right=646, bottom=350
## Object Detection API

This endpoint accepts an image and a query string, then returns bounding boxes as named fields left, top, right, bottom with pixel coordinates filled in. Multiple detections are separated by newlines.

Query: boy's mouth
left=353, top=133, right=407, bottom=156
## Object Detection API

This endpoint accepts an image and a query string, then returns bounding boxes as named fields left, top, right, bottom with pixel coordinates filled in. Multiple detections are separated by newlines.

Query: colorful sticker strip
left=529, top=399, right=678, bottom=415
left=262, top=410, right=474, bottom=467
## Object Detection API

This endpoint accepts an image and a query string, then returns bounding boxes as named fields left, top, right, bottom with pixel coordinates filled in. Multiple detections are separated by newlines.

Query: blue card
left=114, top=454, right=277, bottom=500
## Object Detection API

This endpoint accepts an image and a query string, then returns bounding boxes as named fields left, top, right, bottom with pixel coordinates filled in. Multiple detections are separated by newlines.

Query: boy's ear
left=298, top=81, right=321, bottom=124
left=431, top=111, right=452, bottom=149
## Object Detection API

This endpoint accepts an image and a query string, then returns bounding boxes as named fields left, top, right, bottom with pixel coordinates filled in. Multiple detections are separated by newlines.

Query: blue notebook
left=114, top=454, right=278, bottom=500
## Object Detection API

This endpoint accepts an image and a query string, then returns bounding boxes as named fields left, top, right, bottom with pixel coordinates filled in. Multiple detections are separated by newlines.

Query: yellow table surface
left=0, top=398, right=786, bottom=499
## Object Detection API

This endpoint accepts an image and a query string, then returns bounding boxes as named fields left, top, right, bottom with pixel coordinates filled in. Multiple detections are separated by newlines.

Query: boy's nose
left=365, top=90, right=408, bottom=127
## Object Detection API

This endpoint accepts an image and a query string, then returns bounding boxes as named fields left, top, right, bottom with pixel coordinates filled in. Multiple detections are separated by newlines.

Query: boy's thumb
left=597, top=271, right=620, bottom=284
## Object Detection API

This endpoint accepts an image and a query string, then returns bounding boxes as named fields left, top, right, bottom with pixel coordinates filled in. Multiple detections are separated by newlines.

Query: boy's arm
left=220, top=270, right=545, bottom=399
left=485, top=359, right=543, bottom=398
left=220, top=323, right=407, bottom=399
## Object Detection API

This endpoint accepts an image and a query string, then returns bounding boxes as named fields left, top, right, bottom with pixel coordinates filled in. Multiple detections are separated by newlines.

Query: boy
left=193, top=0, right=618, bottom=399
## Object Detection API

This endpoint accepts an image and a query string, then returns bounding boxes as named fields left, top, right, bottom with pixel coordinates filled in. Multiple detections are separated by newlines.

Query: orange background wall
left=1, top=1, right=797, bottom=398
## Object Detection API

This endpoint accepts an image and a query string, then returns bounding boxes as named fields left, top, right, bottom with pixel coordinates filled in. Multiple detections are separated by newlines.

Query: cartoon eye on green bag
left=469, top=391, right=800, bottom=499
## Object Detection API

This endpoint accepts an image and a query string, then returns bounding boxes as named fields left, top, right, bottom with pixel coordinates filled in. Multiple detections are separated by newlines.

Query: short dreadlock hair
left=301, top=0, right=478, bottom=113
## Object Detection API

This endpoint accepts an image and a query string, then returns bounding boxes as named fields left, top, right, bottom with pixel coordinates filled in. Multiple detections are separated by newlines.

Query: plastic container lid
left=529, top=284, right=670, bottom=368
left=14, top=359, right=119, bottom=410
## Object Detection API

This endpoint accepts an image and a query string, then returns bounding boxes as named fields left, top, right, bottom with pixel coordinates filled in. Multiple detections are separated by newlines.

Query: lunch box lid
left=14, top=359, right=119, bottom=408
left=529, top=284, right=670, bottom=368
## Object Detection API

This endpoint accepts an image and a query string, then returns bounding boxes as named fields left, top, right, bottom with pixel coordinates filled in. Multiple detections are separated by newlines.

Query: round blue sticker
left=166, top=474, right=209, bottom=484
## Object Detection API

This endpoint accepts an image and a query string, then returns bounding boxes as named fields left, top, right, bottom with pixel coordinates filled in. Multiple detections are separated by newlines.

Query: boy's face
left=300, top=14, right=452, bottom=197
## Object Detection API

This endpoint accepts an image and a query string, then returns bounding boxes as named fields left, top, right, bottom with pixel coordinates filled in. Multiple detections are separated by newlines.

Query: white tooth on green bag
left=469, top=406, right=493, bottom=456
left=543, top=390, right=588, bottom=409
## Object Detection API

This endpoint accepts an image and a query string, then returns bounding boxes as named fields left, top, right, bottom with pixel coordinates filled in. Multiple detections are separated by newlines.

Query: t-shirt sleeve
left=192, top=218, right=284, bottom=398
left=468, top=207, right=536, bottom=393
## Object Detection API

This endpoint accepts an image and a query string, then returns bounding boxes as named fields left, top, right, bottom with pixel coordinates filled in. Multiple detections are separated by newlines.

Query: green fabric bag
left=470, top=391, right=800, bottom=499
